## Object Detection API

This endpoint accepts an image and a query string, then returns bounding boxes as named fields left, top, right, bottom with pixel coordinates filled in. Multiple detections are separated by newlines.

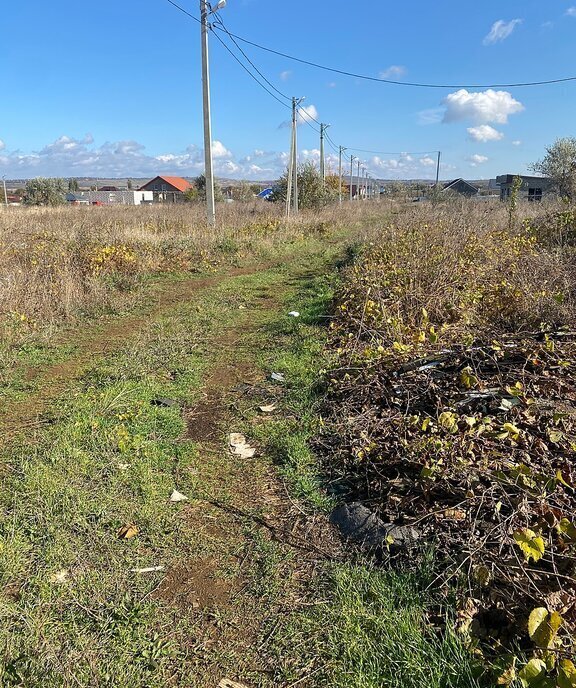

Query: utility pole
left=286, top=106, right=295, bottom=218
left=357, top=159, right=361, bottom=200
left=319, top=124, right=330, bottom=182
left=435, top=151, right=442, bottom=188
left=338, top=146, right=345, bottom=204
left=349, top=155, right=355, bottom=201
left=293, top=97, right=303, bottom=214
left=201, top=0, right=216, bottom=227
left=2, top=176, right=7, bottom=208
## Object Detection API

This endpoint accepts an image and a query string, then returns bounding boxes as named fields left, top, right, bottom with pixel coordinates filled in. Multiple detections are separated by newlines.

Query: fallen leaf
left=117, top=524, right=139, bottom=540
left=234, top=446, right=256, bottom=459
left=513, top=528, right=545, bottom=563
left=170, top=490, right=188, bottom=503
left=518, top=658, right=546, bottom=686
left=259, top=404, right=276, bottom=413
left=443, top=508, right=467, bottom=521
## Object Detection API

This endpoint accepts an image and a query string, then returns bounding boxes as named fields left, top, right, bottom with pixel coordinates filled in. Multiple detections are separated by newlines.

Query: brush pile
left=320, top=205, right=576, bottom=683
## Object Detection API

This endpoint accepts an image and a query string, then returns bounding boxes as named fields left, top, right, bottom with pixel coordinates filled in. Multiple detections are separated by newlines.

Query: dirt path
left=0, top=263, right=272, bottom=439
left=0, top=250, right=343, bottom=687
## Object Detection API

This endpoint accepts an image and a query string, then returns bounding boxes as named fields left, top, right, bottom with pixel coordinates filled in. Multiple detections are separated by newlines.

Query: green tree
left=23, top=178, right=66, bottom=206
left=127, top=178, right=133, bottom=190
left=270, top=162, right=337, bottom=209
left=193, top=174, right=223, bottom=202
left=530, top=137, right=576, bottom=200
left=68, top=178, right=79, bottom=192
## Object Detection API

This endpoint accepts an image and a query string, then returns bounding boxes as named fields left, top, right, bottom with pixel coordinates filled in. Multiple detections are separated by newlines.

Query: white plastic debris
left=130, top=566, right=165, bottom=574
left=271, top=372, right=285, bottom=382
left=288, top=311, right=300, bottom=318
left=228, top=433, right=257, bottom=459
left=259, top=404, right=276, bottom=413
left=170, top=490, right=188, bottom=503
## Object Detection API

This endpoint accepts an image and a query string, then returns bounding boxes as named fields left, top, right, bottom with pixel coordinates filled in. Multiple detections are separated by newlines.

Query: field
left=0, top=198, right=574, bottom=687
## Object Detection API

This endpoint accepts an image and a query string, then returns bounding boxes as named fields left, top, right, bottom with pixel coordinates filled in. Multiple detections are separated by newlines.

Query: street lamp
left=201, top=0, right=227, bottom=227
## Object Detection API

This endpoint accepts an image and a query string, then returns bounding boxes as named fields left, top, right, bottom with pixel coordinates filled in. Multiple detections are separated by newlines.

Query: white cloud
left=327, top=82, right=337, bottom=88
left=512, top=140, right=522, bottom=146
left=483, top=19, right=522, bottom=45
left=443, top=89, right=524, bottom=124
left=467, top=124, right=505, bottom=142
left=468, top=154, right=489, bottom=167
left=418, top=108, right=444, bottom=125
left=380, top=65, right=406, bottom=80
left=0, top=139, right=5, bottom=151
left=566, top=7, right=576, bottom=16
left=212, top=140, right=232, bottom=158
left=419, top=157, right=436, bottom=167
left=297, top=104, right=319, bottom=126
left=279, top=70, right=292, bottom=81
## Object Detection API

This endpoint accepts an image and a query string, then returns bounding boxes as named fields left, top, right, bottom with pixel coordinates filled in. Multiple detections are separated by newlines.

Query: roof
left=443, top=178, right=479, bottom=193
left=496, top=174, right=552, bottom=185
left=140, top=175, right=192, bottom=192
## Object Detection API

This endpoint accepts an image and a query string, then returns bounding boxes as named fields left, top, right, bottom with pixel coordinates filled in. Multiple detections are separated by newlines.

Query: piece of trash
left=259, top=404, right=276, bottom=413
left=228, top=433, right=257, bottom=459
left=118, top=463, right=130, bottom=471
left=238, top=305, right=247, bottom=310
left=130, top=566, right=165, bottom=574
left=218, top=680, right=249, bottom=688
left=234, top=446, right=256, bottom=459
left=288, top=311, right=300, bottom=318
left=150, top=398, right=180, bottom=408
left=229, top=433, right=247, bottom=448
left=271, top=372, right=285, bottom=382
left=117, top=524, right=139, bottom=540
left=170, top=490, right=188, bottom=503
left=49, top=569, right=69, bottom=584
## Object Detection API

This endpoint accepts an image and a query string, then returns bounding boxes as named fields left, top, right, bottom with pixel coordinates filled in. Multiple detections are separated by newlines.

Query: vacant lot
left=0, top=198, right=574, bottom=687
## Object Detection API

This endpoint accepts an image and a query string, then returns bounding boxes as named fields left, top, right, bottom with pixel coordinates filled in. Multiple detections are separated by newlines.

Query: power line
left=163, top=0, right=576, bottom=89
left=212, top=25, right=576, bottom=89
left=164, top=0, right=200, bottom=23
left=210, top=30, right=292, bottom=110
left=211, top=14, right=292, bottom=103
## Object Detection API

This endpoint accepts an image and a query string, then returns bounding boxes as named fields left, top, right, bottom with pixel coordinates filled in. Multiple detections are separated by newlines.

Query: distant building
left=139, top=175, right=192, bottom=203
left=66, top=190, right=153, bottom=206
left=496, top=175, right=555, bottom=202
left=442, top=179, right=479, bottom=197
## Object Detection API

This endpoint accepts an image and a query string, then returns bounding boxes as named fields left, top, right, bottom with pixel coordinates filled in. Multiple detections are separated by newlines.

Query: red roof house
left=139, top=175, right=192, bottom=201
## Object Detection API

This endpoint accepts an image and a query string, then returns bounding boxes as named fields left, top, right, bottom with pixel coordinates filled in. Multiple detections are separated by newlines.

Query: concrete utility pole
left=200, top=0, right=225, bottom=227
left=349, top=155, right=355, bottom=201
left=435, top=151, right=442, bottom=188
left=338, top=146, right=346, bottom=204
left=2, top=176, right=7, bottom=208
left=286, top=106, right=295, bottom=218
left=356, top=159, right=361, bottom=200
left=293, top=97, right=303, bottom=215
left=319, top=123, right=330, bottom=182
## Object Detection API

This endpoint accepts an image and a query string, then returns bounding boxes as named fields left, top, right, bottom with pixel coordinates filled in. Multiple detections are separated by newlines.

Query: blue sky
left=1, top=0, right=575, bottom=180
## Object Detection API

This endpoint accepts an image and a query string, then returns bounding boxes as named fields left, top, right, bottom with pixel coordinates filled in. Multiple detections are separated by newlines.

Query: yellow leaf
left=117, top=523, right=139, bottom=540
left=497, top=665, right=516, bottom=685
left=513, top=529, right=545, bottom=563
left=438, top=411, right=458, bottom=433
left=528, top=607, right=563, bottom=648
left=559, top=660, right=576, bottom=688
left=518, top=658, right=546, bottom=687
left=558, top=518, right=576, bottom=543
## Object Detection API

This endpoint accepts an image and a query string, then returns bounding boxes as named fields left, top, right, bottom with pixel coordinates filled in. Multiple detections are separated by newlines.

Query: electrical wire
left=164, top=0, right=576, bottom=89
left=212, top=25, right=576, bottom=89
left=211, top=14, right=292, bottom=103
left=210, top=30, right=292, bottom=110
